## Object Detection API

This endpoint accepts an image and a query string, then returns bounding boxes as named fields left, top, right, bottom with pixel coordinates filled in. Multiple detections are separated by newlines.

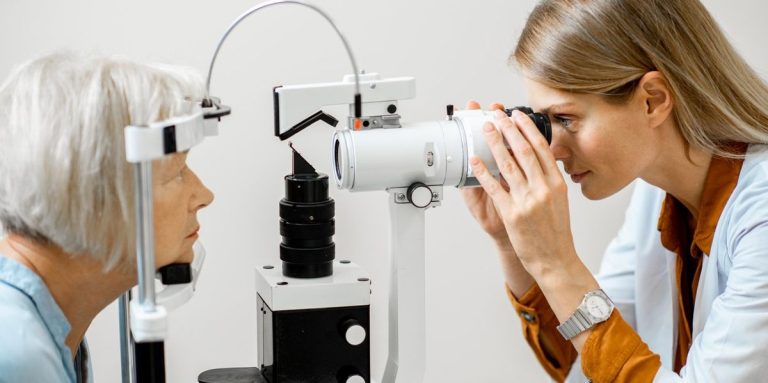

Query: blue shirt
left=0, top=255, right=92, bottom=383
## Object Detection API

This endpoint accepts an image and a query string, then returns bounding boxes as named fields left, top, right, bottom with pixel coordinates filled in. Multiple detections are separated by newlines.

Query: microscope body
left=201, top=72, right=549, bottom=383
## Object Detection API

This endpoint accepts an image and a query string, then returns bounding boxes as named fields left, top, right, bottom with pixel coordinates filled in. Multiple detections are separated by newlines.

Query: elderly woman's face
left=153, top=152, right=214, bottom=267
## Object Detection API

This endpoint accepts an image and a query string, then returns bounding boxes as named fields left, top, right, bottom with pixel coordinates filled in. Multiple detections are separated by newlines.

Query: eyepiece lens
left=334, top=138, right=342, bottom=181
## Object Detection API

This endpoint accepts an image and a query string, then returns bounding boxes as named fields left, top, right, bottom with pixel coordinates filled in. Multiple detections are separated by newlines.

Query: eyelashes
left=553, top=115, right=575, bottom=131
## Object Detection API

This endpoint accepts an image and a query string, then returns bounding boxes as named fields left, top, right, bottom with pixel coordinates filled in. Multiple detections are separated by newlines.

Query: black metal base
left=198, top=368, right=266, bottom=383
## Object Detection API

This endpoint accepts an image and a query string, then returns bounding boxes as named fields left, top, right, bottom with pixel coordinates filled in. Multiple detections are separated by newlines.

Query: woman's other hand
left=460, top=101, right=515, bottom=252
left=459, top=101, right=536, bottom=297
left=469, top=108, right=577, bottom=277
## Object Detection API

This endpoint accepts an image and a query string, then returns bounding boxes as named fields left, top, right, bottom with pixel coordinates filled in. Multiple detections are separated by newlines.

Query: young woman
left=463, top=0, right=768, bottom=381
left=0, top=53, right=214, bottom=382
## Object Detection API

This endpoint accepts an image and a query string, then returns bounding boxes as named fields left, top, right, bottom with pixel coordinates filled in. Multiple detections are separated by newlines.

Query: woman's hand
left=469, top=108, right=577, bottom=276
left=470, top=109, right=601, bottom=351
left=460, top=101, right=515, bottom=250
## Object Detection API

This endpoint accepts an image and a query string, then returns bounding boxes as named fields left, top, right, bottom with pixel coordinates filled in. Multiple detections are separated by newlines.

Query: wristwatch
left=556, top=289, right=615, bottom=340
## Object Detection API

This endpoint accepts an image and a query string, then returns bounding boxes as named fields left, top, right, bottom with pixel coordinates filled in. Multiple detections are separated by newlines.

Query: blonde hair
left=0, top=52, right=204, bottom=269
left=513, top=0, right=768, bottom=157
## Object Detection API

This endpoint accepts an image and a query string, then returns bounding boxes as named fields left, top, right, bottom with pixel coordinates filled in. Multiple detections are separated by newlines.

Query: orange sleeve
left=508, top=285, right=663, bottom=382
left=506, top=284, right=578, bottom=382
left=581, top=310, right=661, bottom=383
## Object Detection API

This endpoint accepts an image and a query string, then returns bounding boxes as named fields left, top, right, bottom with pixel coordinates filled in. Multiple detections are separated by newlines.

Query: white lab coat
left=566, top=144, right=768, bottom=382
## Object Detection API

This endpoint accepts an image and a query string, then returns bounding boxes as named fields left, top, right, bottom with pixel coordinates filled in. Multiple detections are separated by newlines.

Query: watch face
left=586, top=295, right=612, bottom=319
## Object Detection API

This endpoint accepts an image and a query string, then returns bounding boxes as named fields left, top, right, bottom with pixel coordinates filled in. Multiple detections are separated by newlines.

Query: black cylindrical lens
left=280, top=173, right=335, bottom=278
left=506, top=106, right=552, bottom=144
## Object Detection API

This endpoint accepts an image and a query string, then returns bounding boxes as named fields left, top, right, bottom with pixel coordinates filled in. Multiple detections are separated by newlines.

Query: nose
left=549, top=127, right=571, bottom=161
left=189, top=170, right=214, bottom=212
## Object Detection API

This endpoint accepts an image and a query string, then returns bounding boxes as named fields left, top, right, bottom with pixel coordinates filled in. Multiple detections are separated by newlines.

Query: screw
left=277, top=281, right=288, bottom=286
left=396, top=193, right=406, bottom=201
left=358, top=277, right=370, bottom=282
left=432, top=192, right=440, bottom=199
left=370, top=83, right=377, bottom=89
left=263, top=265, right=274, bottom=270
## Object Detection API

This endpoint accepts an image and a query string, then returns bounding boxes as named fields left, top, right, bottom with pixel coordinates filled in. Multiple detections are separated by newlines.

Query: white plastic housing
left=332, top=109, right=507, bottom=191
left=130, top=301, right=168, bottom=343
left=255, top=260, right=370, bottom=311
left=275, top=73, right=416, bottom=137
left=155, top=241, right=207, bottom=311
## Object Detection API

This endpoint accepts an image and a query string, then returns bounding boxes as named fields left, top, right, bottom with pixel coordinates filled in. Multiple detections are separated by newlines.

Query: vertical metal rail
left=119, top=293, right=136, bottom=383
left=132, top=161, right=166, bottom=383
left=135, top=161, right=157, bottom=310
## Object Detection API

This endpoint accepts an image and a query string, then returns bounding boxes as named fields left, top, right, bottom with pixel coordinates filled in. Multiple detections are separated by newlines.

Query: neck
left=641, top=124, right=713, bottom=218
left=0, top=234, right=134, bottom=358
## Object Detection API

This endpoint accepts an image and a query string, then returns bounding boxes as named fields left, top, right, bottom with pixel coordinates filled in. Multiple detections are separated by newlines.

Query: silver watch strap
left=557, top=307, right=593, bottom=340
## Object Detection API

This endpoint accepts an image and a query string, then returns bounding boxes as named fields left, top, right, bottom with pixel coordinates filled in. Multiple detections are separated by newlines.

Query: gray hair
left=0, top=52, right=205, bottom=269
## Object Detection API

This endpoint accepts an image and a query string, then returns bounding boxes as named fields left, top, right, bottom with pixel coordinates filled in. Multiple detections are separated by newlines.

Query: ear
left=636, top=71, right=674, bottom=128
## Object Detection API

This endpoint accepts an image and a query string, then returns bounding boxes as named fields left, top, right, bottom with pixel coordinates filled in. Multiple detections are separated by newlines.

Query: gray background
left=0, top=1, right=765, bottom=382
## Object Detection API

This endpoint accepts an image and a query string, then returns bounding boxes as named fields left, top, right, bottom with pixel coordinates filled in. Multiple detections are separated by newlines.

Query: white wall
left=1, top=1, right=766, bottom=382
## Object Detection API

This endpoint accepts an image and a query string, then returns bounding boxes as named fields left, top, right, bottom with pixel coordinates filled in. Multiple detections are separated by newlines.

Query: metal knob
left=346, top=375, right=365, bottom=383
left=407, top=182, right=433, bottom=208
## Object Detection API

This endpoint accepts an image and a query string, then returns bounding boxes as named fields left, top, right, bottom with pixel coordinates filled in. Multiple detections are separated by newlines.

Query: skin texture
left=0, top=151, right=213, bottom=357
left=462, top=71, right=713, bottom=353
left=153, top=152, right=213, bottom=266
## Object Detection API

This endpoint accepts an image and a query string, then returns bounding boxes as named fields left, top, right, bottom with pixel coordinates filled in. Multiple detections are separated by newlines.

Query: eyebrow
left=539, top=102, right=576, bottom=115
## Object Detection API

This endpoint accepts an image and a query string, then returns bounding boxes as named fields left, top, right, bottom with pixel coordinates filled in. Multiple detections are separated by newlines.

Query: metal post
left=118, top=293, right=136, bottom=383
left=131, top=161, right=166, bottom=383
left=134, top=161, right=157, bottom=310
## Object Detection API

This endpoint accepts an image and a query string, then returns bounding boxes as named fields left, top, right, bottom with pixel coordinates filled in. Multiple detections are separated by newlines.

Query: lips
left=569, top=171, right=590, bottom=183
left=186, top=226, right=200, bottom=238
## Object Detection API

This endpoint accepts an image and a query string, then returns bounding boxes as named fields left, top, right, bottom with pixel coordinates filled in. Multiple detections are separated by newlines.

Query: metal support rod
left=134, top=161, right=157, bottom=310
left=119, top=293, right=137, bottom=383
left=382, top=192, right=427, bottom=383
left=205, top=0, right=361, bottom=99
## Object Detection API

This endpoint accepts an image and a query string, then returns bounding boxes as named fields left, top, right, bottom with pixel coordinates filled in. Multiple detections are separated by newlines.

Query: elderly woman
left=0, top=53, right=214, bottom=382
left=464, top=0, right=768, bottom=382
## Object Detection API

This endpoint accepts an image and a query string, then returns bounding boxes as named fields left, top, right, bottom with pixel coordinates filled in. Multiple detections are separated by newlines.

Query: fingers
left=460, top=185, right=485, bottom=202
left=510, top=110, right=559, bottom=178
left=481, top=120, right=526, bottom=188
left=488, top=103, right=505, bottom=111
left=492, top=110, right=546, bottom=186
left=499, top=176, right=511, bottom=192
left=466, top=100, right=481, bottom=110
left=469, top=156, right=511, bottom=211
left=465, top=100, right=506, bottom=111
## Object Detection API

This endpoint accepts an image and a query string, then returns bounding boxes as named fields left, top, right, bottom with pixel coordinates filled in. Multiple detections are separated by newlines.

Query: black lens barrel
left=505, top=106, right=552, bottom=144
left=280, top=173, right=335, bottom=278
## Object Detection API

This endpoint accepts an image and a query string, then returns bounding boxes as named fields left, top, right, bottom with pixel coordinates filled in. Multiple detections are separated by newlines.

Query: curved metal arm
left=205, top=0, right=361, bottom=103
